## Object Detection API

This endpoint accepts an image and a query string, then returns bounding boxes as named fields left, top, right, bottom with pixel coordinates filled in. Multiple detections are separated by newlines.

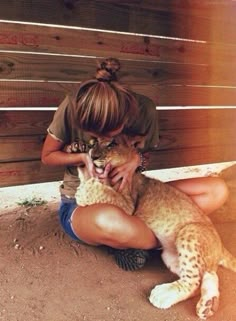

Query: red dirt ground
left=0, top=165, right=236, bottom=321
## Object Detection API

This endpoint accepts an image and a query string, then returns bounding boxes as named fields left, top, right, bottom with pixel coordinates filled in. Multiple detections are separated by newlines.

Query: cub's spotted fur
left=74, top=136, right=236, bottom=319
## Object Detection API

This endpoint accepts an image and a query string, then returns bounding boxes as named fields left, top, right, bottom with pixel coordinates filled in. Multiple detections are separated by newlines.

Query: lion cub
left=74, top=136, right=236, bottom=319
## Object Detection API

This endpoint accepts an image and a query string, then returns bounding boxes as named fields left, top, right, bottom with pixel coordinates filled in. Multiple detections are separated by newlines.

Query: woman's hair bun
left=96, top=58, right=121, bottom=82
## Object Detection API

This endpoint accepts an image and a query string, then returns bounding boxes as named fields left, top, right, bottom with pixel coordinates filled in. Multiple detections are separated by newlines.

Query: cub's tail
left=219, top=247, right=236, bottom=272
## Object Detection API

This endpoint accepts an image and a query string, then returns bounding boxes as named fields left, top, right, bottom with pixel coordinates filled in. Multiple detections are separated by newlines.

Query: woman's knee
left=196, top=176, right=229, bottom=214
left=72, top=203, right=136, bottom=247
left=93, top=204, right=135, bottom=245
left=169, top=175, right=229, bottom=215
left=210, top=177, right=229, bottom=207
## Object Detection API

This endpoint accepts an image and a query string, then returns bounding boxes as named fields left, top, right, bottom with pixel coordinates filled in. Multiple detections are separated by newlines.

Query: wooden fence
left=0, top=0, right=236, bottom=187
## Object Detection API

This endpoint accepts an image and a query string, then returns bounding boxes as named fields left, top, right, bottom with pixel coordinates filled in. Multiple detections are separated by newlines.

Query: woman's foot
left=108, top=248, right=151, bottom=271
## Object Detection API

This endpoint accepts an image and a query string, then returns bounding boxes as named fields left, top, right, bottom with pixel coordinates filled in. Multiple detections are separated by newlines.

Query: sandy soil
left=0, top=164, right=236, bottom=321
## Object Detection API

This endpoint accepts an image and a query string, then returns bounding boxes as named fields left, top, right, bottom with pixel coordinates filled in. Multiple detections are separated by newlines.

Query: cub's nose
left=90, top=150, right=101, bottom=161
left=91, top=155, right=99, bottom=161
left=89, top=148, right=100, bottom=161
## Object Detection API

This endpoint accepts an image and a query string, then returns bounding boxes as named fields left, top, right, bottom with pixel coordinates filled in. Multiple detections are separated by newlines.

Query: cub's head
left=90, top=135, right=144, bottom=173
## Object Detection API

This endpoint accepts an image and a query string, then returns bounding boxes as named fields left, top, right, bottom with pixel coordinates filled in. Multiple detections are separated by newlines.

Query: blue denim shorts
left=58, top=197, right=85, bottom=243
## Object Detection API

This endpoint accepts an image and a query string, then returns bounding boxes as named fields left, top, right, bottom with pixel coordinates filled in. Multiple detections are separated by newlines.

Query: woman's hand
left=95, top=163, right=112, bottom=185
left=79, top=153, right=97, bottom=178
left=108, top=149, right=140, bottom=191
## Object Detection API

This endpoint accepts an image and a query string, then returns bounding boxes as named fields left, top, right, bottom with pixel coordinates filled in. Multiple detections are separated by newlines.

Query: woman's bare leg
left=71, top=177, right=228, bottom=248
left=167, top=176, right=229, bottom=215
left=71, top=203, right=159, bottom=249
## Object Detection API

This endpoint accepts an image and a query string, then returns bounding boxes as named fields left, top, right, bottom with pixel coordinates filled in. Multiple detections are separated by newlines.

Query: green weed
left=17, top=196, right=47, bottom=207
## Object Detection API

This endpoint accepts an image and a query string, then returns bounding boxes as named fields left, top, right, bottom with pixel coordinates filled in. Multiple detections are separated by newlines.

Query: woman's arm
left=41, top=134, right=95, bottom=175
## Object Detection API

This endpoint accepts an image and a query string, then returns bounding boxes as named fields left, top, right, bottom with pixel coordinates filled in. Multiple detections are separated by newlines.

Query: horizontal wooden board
left=1, top=82, right=236, bottom=107
left=1, top=53, right=235, bottom=87
left=1, top=126, right=235, bottom=163
left=0, top=161, right=63, bottom=187
left=1, top=21, right=236, bottom=67
left=0, top=108, right=234, bottom=135
left=0, top=144, right=235, bottom=187
left=158, top=85, right=236, bottom=107
left=158, top=109, right=236, bottom=131
left=149, top=145, right=236, bottom=170
left=1, top=109, right=236, bottom=137
left=0, top=111, right=54, bottom=136
left=158, top=128, right=236, bottom=151
left=0, top=135, right=45, bottom=162
left=0, top=0, right=235, bottom=43
left=0, top=53, right=209, bottom=85
left=1, top=108, right=235, bottom=186
left=0, top=81, right=67, bottom=107
left=0, top=21, right=209, bottom=65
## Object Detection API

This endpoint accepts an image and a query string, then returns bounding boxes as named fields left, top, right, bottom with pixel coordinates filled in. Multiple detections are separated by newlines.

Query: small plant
left=17, top=196, right=47, bottom=207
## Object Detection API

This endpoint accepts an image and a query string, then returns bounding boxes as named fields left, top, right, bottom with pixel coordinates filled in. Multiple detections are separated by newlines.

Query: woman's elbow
left=41, top=134, right=63, bottom=166
left=41, top=153, right=49, bottom=165
left=41, top=149, right=53, bottom=165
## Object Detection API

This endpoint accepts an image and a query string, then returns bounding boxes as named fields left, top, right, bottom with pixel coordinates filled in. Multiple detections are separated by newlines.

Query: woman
left=42, top=58, right=228, bottom=269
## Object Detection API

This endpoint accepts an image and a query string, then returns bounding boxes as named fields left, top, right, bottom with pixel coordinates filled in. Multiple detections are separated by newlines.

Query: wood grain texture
left=149, top=145, right=236, bottom=170
left=1, top=108, right=235, bottom=187
left=0, top=0, right=235, bottom=42
left=0, top=145, right=235, bottom=187
left=1, top=109, right=235, bottom=177
left=0, top=22, right=207, bottom=64
left=0, top=52, right=235, bottom=87
left=158, top=109, right=236, bottom=130
left=0, top=111, right=54, bottom=136
left=1, top=109, right=235, bottom=137
left=0, top=53, right=209, bottom=85
left=0, top=1, right=235, bottom=187
left=0, top=135, right=45, bottom=162
left=1, top=21, right=236, bottom=67
left=158, top=85, right=236, bottom=107
left=1, top=126, right=235, bottom=163
left=0, top=81, right=67, bottom=107
left=0, top=161, right=63, bottom=187
left=1, top=82, right=236, bottom=107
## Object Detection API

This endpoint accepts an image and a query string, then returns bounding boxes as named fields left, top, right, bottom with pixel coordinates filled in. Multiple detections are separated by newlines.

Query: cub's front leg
left=75, top=178, right=135, bottom=215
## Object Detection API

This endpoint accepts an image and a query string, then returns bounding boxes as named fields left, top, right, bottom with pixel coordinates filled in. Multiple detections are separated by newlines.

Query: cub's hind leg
left=149, top=252, right=201, bottom=309
left=149, top=223, right=221, bottom=318
left=177, top=223, right=221, bottom=319
left=150, top=226, right=202, bottom=309
left=196, top=271, right=219, bottom=319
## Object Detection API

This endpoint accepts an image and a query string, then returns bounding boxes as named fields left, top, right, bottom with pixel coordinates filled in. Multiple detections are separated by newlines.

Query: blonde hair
left=73, top=58, right=138, bottom=135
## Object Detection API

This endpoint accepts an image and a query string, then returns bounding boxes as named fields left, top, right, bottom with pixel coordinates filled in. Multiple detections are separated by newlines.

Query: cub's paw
left=196, top=271, right=219, bottom=319
left=196, top=296, right=219, bottom=319
left=149, top=283, right=180, bottom=309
